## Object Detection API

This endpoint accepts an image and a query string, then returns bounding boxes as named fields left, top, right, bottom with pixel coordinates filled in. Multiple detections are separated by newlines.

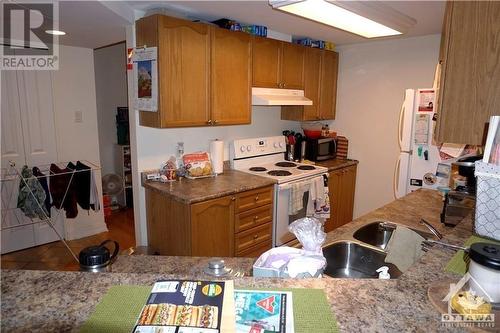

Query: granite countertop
left=316, top=158, right=358, bottom=171
left=143, top=159, right=357, bottom=204
left=143, top=169, right=276, bottom=204
left=1, top=190, right=474, bottom=332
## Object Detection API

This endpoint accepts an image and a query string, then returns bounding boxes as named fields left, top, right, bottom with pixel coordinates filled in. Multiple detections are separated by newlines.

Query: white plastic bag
left=288, top=217, right=326, bottom=254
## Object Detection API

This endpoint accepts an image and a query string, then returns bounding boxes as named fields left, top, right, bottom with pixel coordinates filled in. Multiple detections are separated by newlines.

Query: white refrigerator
left=394, top=89, right=456, bottom=199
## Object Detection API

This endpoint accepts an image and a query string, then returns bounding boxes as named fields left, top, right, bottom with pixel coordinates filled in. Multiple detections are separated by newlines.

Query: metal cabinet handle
left=254, top=215, right=259, bottom=220
left=207, top=119, right=212, bottom=125
left=254, top=196, right=259, bottom=201
left=231, top=196, right=236, bottom=201
left=253, top=235, right=259, bottom=240
left=213, top=120, right=218, bottom=125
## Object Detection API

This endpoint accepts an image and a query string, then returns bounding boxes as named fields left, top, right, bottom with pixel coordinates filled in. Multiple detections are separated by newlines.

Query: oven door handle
left=277, top=173, right=328, bottom=190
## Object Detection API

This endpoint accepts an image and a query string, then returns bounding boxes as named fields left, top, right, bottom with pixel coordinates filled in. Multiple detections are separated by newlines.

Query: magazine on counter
left=234, top=290, right=294, bottom=333
left=132, top=280, right=294, bottom=333
left=132, top=280, right=235, bottom=333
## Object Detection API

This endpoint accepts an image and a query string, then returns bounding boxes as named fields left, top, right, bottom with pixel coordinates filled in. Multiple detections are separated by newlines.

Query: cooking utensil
left=79, top=239, right=119, bottom=273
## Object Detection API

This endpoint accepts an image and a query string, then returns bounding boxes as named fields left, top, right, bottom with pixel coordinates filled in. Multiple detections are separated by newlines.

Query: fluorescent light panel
left=45, top=30, right=66, bottom=36
left=273, top=0, right=402, bottom=38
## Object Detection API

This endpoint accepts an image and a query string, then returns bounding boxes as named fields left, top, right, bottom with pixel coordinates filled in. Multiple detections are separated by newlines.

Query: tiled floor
left=1, top=208, right=136, bottom=271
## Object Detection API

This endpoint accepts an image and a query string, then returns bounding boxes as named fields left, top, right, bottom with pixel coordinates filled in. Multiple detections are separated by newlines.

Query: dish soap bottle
left=376, top=266, right=391, bottom=279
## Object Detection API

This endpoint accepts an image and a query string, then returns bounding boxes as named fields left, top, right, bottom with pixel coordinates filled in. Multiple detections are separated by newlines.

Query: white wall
left=330, top=34, right=441, bottom=219
left=94, top=43, right=128, bottom=176
left=52, top=45, right=107, bottom=239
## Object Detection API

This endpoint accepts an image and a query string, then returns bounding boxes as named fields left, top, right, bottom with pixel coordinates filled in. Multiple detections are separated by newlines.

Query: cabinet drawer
left=235, top=222, right=272, bottom=253
left=236, top=186, right=273, bottom=212
left=236, top=239, right=272, bottom=258
left=235, top=204, right=273, bottom=233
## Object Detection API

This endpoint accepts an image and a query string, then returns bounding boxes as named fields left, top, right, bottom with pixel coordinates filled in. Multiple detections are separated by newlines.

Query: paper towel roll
left=210, top=139, right=224, bottom=174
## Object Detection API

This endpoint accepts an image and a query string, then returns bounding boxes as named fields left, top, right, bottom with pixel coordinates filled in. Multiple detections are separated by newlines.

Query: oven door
left=274, top=175, right=326, bottom=247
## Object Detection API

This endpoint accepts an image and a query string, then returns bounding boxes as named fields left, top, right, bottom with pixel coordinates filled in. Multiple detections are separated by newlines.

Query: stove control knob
left=240, top=145, right=246, bottom=153
left=279, top=142, right=284, bottom=148
left=273, top=142, right=279, bottom=148
left=246, top=145, right=252, bottom=152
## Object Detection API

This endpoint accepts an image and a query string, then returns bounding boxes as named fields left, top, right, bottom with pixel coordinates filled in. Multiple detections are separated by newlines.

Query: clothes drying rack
left=1, top=160, right=101, bottom=263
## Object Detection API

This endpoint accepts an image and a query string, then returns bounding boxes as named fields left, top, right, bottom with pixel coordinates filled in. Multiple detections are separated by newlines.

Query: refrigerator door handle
left=398, top=102, right=405, bottom=151
left=393, top=155, right=401, bottom=199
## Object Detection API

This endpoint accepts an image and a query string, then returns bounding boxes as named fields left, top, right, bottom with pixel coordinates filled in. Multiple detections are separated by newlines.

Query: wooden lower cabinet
left=191, top=196, right=235, bottom=256
left=324, top=164, right=357, bottom=233
left=145, top=185, right=273, bottom=257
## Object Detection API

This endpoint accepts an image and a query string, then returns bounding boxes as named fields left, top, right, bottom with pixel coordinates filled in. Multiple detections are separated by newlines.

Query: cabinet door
left=1, top=71, right=26, bottom=168
left=280, top=43, right=304, bottom=89
left=159, top=16, right=211, bottom=127
left=325, top=169, right=342, bottom=233
left=340, top=165, right=357, bottom=225
left=302, top=47, right=322, bottom=120
left=191, top=196, right=235, bottom=256
left=319, top=51, right=339, bottom=120
left=252, top=36, right=281, bottom=88
left=211, top=29, right=251, bottom=125
left=435, top=1, right=500, bottom=144
left=17, top=70, right=57, bottom=166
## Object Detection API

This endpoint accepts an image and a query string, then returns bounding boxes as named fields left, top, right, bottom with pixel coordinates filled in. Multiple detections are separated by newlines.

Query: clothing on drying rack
left=67, top=161, right=100, bottom=212
left=50, top=163, right=78, bottom=218
left=32, top=167, right=51, bottom=217
left=17, top=166, right=49, bottom=219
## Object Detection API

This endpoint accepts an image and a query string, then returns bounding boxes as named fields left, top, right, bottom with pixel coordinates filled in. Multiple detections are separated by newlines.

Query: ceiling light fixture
left=270, top=0, right=415, bottom=38
left=45, top=30, right=66, bottom=36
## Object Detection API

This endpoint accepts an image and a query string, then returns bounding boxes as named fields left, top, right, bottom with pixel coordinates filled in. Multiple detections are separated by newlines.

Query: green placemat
left=445, top=235, right=500, bottom=275
left=80, top=285, right=338, bottom=333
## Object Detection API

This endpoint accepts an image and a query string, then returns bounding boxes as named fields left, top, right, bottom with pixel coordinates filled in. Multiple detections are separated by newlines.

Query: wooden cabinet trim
left=236, top=239, right=272, bottom=257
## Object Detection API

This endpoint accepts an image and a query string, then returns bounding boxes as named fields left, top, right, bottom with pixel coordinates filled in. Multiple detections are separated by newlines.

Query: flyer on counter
left=132, top=280, right=235, bottom=333
left=133, top=46, right=158, bottom=112
left=234, top=290, right=294, bottom=333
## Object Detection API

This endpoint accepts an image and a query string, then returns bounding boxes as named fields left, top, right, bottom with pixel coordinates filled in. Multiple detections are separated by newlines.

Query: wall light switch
left=74, top=110, right=83, bottom=123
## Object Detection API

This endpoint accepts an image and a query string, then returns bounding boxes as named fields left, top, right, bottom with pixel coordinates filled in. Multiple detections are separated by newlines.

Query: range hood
left=252, top=87, right=313, bottom=106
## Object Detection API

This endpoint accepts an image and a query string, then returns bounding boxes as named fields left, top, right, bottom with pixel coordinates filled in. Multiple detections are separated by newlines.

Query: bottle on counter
left=321, top=125, right=327, bottom=137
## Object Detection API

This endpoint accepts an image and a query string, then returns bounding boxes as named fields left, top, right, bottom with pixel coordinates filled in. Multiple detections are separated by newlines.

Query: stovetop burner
left=268, top=170, right=292, bottom=176
left=249, top=167, right=267, bottom=172
left=297, top=165, right=316, bottom=170
left=275, top=162, right=296, bottom=167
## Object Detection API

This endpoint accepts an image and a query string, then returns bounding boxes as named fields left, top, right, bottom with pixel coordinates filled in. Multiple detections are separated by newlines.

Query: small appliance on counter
left=441, top=155, right=482, bottom=226
left=305, top=137, right=337, bottom=162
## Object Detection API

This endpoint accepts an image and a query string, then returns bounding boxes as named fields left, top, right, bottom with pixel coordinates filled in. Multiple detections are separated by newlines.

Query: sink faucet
left=419, top=219, right=443, bottom=239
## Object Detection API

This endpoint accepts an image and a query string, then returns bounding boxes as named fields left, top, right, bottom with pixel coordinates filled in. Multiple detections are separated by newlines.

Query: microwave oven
left=306, top=137, right=337, bottom=161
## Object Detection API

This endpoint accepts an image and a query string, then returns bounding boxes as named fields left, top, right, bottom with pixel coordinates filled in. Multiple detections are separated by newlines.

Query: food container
left=468, top=242, right=500, bottom=302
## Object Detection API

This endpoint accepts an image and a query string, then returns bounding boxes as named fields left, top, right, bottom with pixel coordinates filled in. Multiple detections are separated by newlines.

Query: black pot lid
left=469, top=242, right=500, bottom=271
left=79, top=245, right=110, bottom=267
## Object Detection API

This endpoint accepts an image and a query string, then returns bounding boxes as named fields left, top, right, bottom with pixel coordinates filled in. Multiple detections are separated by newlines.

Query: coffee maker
left=441, top=155, right=482, bottom=226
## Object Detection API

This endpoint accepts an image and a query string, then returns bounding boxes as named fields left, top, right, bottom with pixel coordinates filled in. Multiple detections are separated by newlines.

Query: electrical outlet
left=74, top=110, right=83, bottom=123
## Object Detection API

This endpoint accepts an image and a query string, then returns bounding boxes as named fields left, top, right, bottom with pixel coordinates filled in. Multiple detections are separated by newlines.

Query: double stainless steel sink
left=322, top=221, right=434, bottom=279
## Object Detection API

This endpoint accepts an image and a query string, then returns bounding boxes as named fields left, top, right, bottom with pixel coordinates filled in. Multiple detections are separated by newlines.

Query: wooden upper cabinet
left=252, top=36, right=281, bottom=88
left=211, top=28, right=252, bottom=125
left=252, top=37, right=305, bottom=89
left=281, top=49, right=338, bottom=121
left=319, top=50, right=339, bottom=120
left=435, top=1, right=500, bottom=144
left=136, top=14, right=252, bottom=128
left=191, top=195, right=235, bottom=257
left=136, top=15, right=210, bottom=128
left=280, top=42, right=305, bottom=89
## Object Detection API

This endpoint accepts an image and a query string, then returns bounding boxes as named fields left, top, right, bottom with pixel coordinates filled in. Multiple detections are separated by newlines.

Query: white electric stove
left=231, top=136, right=328, bottom=246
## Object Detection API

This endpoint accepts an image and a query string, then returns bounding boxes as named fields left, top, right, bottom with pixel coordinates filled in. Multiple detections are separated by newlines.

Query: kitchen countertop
left=143, top=168, right=276, bottom=204
left=143, top=159, right=358, bottom=204
left=1, top=190, right=474, bottom=332
left=316, top=158, right=358, bottom=171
